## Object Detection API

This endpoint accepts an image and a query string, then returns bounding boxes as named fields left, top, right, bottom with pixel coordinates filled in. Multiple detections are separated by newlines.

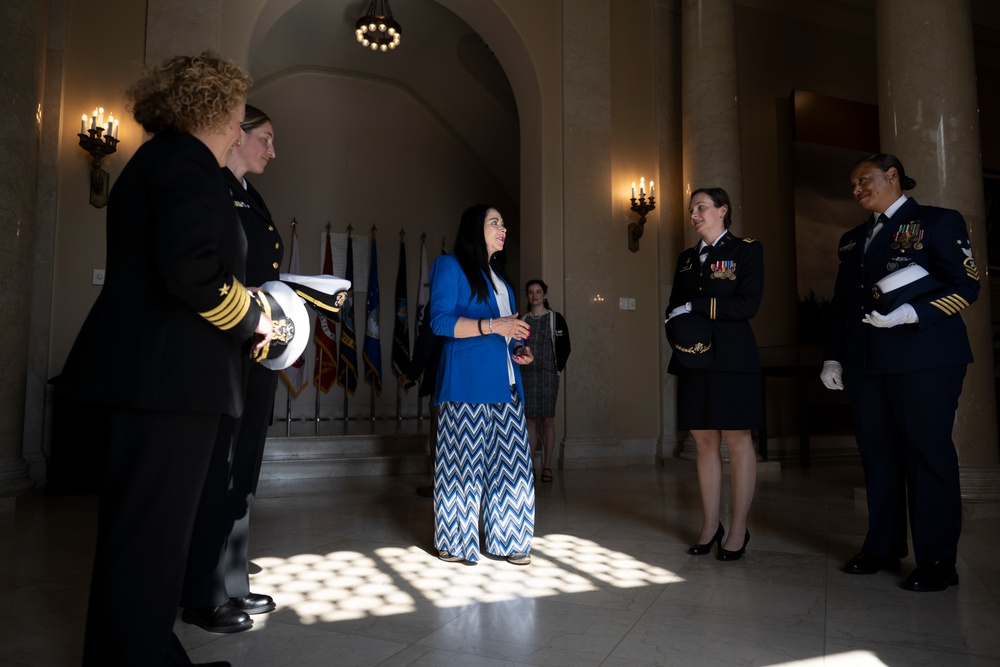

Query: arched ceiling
left=245, top=0, right=520, bottom=201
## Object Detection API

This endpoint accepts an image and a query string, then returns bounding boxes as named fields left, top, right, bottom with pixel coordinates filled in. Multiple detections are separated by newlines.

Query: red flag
left=314, top=229, right=337, bottom=392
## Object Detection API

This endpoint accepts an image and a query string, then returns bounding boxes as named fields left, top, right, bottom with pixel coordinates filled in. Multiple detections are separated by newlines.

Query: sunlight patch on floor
left=778, top=651, right=888, bottom=666
left=251, top=533, right=681, bottom=624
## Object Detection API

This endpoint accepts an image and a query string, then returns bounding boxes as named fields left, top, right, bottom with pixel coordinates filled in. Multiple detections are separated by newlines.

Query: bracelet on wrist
left=489, top=318, right=494, bottom=333
left=477, top=318, right=486, bottom=336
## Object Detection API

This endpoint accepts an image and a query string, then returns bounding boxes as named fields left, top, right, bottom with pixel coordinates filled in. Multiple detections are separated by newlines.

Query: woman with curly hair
left=59, top=51, right=269, bottom=666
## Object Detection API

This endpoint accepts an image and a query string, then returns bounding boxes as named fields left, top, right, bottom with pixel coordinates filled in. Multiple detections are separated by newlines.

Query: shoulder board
left=743, top=238, right=756, bottom=243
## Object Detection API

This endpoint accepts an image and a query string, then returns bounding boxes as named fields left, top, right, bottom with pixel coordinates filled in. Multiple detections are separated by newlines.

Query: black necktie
left=865, top=214, right=886, bottom=250
left=699, top=244, right=711, bottom=265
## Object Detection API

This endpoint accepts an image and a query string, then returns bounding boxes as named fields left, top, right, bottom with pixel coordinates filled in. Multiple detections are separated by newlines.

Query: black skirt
left=676, top=370, right=763, bottom=431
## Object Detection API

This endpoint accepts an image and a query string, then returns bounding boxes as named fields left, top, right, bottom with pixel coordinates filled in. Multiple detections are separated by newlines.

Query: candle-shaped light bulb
left=91, top=109, right=98, bottom=130
left=640, top=177, right=645, bottom=197
left=113, top=119, right=119, bottom=139
left=632, top=182, right=636, bottom=199
left=98, top=107, right=105, bottom=127
left=81, top=114, right=87, bottom=134
left=649, top=181, right=654, bottom=198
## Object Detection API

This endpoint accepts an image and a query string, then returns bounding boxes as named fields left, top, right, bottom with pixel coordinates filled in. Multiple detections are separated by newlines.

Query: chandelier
left=355, top=0, right=401, bottom=53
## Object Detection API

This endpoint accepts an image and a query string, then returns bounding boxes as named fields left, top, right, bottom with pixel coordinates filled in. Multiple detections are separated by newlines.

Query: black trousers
left=83, top=407, right=219, bottom=666
left=182, top=364, right=277, bottom=606
left=846, top=365, right=966, bottom=567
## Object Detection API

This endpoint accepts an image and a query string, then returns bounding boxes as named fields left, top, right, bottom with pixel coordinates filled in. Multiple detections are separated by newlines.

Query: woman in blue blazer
left=429, top=204, right=536, bottom=565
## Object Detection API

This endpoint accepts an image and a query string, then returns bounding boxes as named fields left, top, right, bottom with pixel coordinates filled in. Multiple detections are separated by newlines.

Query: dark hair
left=453, top=204, right=507, bottom=303
left=690, top=187, right=733, bottom=228
left=525, top=279, right=550, bottom=310
left=854, top=153, right=917, bottom=191
left=241, top=104, right=271, bottom=132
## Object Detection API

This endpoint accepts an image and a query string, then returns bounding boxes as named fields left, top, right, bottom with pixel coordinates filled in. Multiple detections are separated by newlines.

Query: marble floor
left=2, top=460, right=999, bottom=666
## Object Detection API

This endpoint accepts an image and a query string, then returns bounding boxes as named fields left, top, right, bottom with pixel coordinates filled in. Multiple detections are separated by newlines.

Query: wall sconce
left=78, top=107, right=120, bottom=208
left=628, top=177, right=655, bottom=252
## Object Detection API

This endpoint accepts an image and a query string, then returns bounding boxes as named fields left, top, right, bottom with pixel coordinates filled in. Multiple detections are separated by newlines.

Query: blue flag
left=363, top=230, right=383, bottom=396
left=336, top=233, right=358, bottom=396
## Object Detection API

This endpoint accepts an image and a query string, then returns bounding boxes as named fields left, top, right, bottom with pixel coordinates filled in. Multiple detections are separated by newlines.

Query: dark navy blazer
left=60, top=132, right=261, bottom=418
left=666, top=231, right=764, bottom=375
left=824, top=197, right=980, bottom=374
left=429, top=254, right=524, bottom=405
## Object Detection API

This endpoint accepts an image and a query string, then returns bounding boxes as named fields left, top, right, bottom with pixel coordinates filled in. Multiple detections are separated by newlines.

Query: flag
left=336, top=233, right=358, bottom=396
left=415, top=237, right=430, bottom=332
left=363, top=230, right=383, bottom=396
left=391, top=235, right=410, bottom=377
left=279, top=221, right=309, bottom=396
left=314, top=229, right=337, bottom=392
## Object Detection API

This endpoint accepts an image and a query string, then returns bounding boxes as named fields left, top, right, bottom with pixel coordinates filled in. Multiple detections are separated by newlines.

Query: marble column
left=876, top=0, right=1000, bottom=512
left=654, top=0, right=685, bottom=462
left=561, top=0, right=621, bottom=467
left=676, top=0, right=745, bottom=462
left=0, top=0, right=47, bottom=502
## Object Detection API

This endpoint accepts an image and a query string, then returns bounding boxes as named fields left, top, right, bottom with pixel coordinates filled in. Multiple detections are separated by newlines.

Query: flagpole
left=416, top=232, right=429, bottom=428
left=371, top=224, right=377, bottom=433
left=312, top=222, right=334, bottom=433
left=395, top=228, right=405, bottom=433
left=338, top=224, right=356, bottom=434
left=363, top=224, right=382, bottom=432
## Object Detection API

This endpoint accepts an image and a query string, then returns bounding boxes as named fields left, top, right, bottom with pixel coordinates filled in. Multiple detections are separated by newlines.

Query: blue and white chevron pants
left=433, top=389, right=535, bottom=562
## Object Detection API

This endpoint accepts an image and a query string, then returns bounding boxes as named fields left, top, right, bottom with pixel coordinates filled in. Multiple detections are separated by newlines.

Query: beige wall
left=50, top=0, right=147, bottom=370
left=610, top=0, right=661, bottom=442
left=24, top=0, right=1000, bottom=478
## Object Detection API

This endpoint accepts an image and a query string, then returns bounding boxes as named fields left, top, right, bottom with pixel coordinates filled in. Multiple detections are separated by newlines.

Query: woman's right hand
left=252, top=312, right=273, bottom=353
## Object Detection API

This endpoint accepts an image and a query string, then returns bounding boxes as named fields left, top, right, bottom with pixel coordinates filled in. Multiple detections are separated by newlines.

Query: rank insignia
left=234, top=200, right=251, bottom=208
left=710, top=260, right=736, bottom=280
left=839, top=240, right=856, bottom=253
left=890, top=221, right=923, bottom=250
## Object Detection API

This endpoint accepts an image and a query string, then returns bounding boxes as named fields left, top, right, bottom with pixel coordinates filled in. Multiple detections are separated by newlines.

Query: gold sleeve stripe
left=710, top=298, right=717, bottom=320
left=930, top=294, right=970, bottom=315
left=200, top=279, right=252, bottom=331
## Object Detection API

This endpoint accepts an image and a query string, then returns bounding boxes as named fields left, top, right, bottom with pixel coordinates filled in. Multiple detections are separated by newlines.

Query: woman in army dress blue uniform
left=665, top=187, right=764, bottom=561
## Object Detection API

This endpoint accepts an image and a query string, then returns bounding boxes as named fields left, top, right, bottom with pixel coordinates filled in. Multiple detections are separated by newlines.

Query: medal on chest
left=710, top=260, right=736, bottom=280
left=890, top=221, right=923, bottom=251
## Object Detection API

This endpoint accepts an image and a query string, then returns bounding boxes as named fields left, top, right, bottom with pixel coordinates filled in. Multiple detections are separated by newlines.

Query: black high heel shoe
left=688, top=523, right=724, bottom=556
left=717, top=529, right=750, bottom=561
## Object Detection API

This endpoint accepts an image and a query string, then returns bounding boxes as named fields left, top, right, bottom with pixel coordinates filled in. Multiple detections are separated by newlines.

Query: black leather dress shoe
left=182, top=602, right=253, bottom=633
left=231, top=593, right=276, bottom=615
left=688, top=523, right=724, bottom=556
left=902, top=561, right=959, bottom=592
left=842, top=552, right=901, bottom=575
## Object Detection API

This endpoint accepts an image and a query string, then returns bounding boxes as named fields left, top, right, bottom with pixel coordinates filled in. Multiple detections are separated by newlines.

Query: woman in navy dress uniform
left=429, top=204, right=536, bottom=565
left=182, top=105, right=282, bottom=632
left=821, top=154, right=979, bottom=592
left=665, top=187, right=764, bottom=561
left=58, top=52, right=268, bottom=666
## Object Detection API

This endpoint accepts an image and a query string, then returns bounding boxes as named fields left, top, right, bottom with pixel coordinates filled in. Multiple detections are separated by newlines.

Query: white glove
left=666, top=303, right=692, bottom=322
left=862, top=304, right=918, bottom=329
left=820, top=360, right=844, bottom=391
